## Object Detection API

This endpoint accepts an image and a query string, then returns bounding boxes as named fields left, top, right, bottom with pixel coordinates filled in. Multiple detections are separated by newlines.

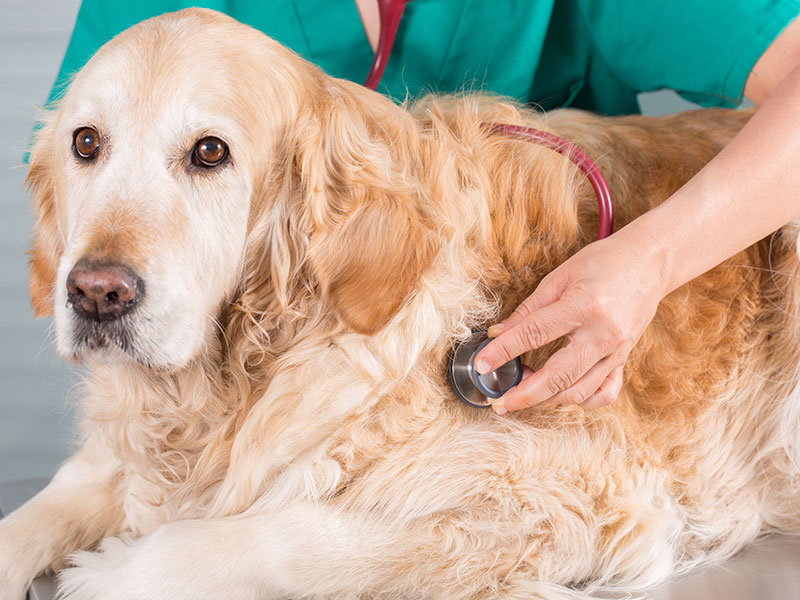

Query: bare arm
left=654, top=17, right=800, bottom=293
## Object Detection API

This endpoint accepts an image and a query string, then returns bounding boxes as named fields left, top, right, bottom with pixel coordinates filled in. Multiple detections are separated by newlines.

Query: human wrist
left=609, top=213, right=677, bottom=301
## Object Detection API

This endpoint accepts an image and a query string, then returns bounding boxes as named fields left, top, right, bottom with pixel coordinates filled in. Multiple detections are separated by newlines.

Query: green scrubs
left=49, top=0, right=800, bottom=114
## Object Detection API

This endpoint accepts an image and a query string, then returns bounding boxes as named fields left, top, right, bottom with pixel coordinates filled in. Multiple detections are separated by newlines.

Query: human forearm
left=632, top=63, right=800, bottom=296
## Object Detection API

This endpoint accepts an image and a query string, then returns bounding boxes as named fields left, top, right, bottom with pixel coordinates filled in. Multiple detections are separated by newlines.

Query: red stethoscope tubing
left=363, top=0, right=410, bottom=91
left=362, top=0, right=613, bottom=240
left=487, top=124, right=614, bottom=240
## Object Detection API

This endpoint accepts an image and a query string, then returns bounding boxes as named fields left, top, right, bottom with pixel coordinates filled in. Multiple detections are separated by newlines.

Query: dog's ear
left=298, top=82, right=439, bottom=335
left=26, top=126, right=63, bottom=318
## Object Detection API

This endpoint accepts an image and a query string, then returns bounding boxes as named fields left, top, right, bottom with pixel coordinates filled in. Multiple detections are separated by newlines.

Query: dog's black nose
left=66, top=259, right=143, bottom=321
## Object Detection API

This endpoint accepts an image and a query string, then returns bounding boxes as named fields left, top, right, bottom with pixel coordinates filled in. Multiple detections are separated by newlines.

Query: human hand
left=475, top=230, right=669, bottom=413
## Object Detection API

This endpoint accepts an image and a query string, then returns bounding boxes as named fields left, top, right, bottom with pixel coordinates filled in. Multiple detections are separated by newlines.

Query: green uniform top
left=49, top=0, right=800, bottom=115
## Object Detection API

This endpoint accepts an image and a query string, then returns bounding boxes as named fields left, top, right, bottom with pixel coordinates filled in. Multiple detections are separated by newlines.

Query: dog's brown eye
left=192, top=136, right=229, bottom=167
left=73, top=127, right=100, bottom=159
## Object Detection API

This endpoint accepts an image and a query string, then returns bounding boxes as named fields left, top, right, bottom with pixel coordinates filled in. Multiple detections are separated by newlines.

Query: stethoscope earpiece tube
left=360, top=0, right=615, bottom=406
left=362, top=6, right=613, bottom=240
left=364, top=0, right=410, bottom=91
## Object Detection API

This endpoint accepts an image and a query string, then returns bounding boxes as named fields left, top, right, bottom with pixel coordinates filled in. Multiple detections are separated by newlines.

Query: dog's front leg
left=0, top=436, right=124, bottom=600
left=58, top=502, right=425, bottom=600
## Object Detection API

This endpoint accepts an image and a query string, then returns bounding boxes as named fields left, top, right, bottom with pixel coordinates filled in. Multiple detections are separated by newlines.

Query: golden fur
left=1, top=8, right=799, bottom=600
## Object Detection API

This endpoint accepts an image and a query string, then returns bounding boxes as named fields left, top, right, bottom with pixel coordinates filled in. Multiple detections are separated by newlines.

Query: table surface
left=1, top=477, right=798, bottom=600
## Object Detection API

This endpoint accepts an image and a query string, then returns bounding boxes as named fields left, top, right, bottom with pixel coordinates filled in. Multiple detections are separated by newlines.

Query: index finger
left=475, top=300, right=582, bottom=375
left=487, top=274, right=565, bottom=338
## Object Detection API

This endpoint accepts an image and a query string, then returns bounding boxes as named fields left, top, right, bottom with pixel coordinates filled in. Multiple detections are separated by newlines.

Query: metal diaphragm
left=448, top=330, right=523, bottom=408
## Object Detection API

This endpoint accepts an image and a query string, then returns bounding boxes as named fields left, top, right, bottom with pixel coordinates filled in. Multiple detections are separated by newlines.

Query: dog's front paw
left=0, top=523, right=35, bottom=600
left=58, top=535, right=190, bottom=600
left=57, top=536, right=139, bottom=600
left=57, top=526, right=225, bottom=600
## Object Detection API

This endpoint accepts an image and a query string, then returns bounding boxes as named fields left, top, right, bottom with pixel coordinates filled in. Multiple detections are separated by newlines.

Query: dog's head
left=28, top=8, right=438, bottom=371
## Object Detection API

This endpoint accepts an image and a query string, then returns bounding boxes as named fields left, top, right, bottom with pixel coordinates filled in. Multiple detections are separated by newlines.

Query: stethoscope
left=362, top=0, right=614, bottom=407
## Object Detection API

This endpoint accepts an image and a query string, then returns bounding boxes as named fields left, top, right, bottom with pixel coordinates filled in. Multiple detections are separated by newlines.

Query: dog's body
left=1, top=8, right=799, bottom=599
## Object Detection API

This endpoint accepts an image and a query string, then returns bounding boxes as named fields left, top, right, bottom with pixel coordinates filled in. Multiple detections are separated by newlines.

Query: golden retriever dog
left=1, top=7, right=799, bottom=600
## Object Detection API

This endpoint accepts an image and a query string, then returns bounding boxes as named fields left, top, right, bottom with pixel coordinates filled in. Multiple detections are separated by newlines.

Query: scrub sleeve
left=44, top=0, right=800, bottom=114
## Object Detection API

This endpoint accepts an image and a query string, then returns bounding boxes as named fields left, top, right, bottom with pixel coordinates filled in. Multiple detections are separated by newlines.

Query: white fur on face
left=49, top=44, right=254, bottom=370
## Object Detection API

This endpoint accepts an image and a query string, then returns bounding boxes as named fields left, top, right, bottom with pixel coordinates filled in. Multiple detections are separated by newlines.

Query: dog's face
left=28, top=12, right=270, bottom=369
left=27, top=9, right=437, bottom=371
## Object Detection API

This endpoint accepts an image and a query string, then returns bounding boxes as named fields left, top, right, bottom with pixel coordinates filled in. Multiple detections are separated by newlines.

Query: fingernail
left=475, top=358, right=491, bottom=374
left=487, top=323, right=505, bottom=338
left=493, top=401, right=507, bottom=415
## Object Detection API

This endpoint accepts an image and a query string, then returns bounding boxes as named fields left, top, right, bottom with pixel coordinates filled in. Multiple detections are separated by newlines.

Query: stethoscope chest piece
left=448, top=330, right=522, bottom=408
